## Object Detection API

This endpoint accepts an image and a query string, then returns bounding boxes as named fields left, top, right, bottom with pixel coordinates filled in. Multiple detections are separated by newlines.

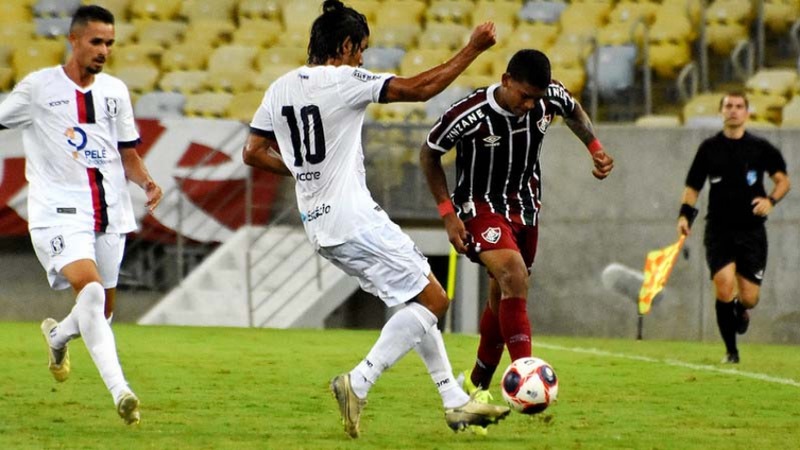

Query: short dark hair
left=307, top=0, right=369, bottom=65
left=506, top=49, right=551, bottom=90
left=70, top=5, right=115, bottom=33
left=720, top=91, right=749, bottom=110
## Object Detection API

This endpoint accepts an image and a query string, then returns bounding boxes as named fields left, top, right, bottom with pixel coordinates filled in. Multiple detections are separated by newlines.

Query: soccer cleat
left=457, top=371, right=491, bottom=435
left=721, top=352, right=740, bottom=364
left=734, top=302, right=750, bottom=335
left=444, top=395, right=510, bottom=432
left=116, top=392, right=141, bottom=425
left=40, top=318, right=70, bottom=382
left=330, top=374, right=366, bottom=438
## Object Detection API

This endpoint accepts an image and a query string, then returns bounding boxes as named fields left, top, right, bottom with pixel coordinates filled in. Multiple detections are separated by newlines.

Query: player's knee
left=76, top=281, right=105, bottom=313
left=495, top=266, right=528, bottom=297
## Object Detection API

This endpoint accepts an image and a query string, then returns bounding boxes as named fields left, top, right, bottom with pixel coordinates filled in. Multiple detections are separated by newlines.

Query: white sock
left=350, top=302, right=437, bottom=399
left=415, top=326, right=470, bottom=409
left=106, top=313, right=114, bottom=325
left=75, top=282, right=129, bottom=403
left=51, top=308, right=80, bottom=349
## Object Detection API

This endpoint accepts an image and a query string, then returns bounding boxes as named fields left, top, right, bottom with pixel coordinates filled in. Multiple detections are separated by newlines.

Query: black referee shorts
left=704, top=225, right=768, bottom=285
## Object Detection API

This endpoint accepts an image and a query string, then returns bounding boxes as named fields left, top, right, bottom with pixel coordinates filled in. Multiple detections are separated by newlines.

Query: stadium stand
left=134, top=20, right=187, bottom=48
left=227, top=90, right=265, bottom=122
left=237, top=0, right=282, bottom=21
left=160, top=43, right=211, bottom=72
left=705, top=0, right=754, bottom=55
left=417, top=23, right=471, bottom=50
left=780, top=96, right=800, bottom=127
left=159, top=70, right=209, bottom=95
left=233, top=19, right=284, bottom=48
left=134, top=91, right=186, bottom=119
left=183, top=20, right=236, bottom=48
left=34, top=17, right=73, bottom=38
left=362, top=47, right=406, bottom=72
left=518, top=0, right=566, bottom=24
left=12, top=40, right=66, bottom=81
left=634, top=114, right=682, bottom=127
left=130, top=0, right=182, bottom=21
left=764, top=0, right=800, bottom=34
left=90, top=0, right=131, bottom=20
left=183, top=92, right=233, bottom=117
left=109, top=43, right=162, bottom=71
left=35, top=0, right=81, bottom=17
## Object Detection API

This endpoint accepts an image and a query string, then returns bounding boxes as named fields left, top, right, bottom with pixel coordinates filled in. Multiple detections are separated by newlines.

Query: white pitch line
left=536, top=342, right=800, bottom=388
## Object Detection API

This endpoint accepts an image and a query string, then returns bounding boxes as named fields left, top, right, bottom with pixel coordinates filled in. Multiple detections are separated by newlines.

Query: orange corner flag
left=638, top=235, right=686, bottom=315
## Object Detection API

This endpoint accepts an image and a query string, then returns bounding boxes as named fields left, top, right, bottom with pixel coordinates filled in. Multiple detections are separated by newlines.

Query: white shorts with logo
left=318, top=221, right=431, bottom=307
left=30, top=226, right=126, bottom=290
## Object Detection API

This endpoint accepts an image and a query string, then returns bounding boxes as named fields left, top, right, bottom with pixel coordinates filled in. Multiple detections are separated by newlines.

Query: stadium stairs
left=138, top=225, right=358, bottom=328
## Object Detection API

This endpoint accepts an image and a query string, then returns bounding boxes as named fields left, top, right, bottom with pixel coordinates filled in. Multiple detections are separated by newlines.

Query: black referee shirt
left=686, top=131, right=787, bottom=229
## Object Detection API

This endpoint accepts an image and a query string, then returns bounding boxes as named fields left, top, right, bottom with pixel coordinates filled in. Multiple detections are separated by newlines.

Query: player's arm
left=420, top=143, right=470, bottom=254
left=120, top=145, right=162, bottom=212
left=242, top=132, right=291, bottom=176
left=382, top=22, right=496, bottom=103
left=563, top=101, right=613, bottom=180
left=753, top=171, right=791, bottom=217
left=677, top=187, right=700, bottom=236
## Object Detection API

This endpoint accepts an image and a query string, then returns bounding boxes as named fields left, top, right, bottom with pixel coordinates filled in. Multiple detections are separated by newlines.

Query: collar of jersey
left=486, top=83, right=516, bottom=117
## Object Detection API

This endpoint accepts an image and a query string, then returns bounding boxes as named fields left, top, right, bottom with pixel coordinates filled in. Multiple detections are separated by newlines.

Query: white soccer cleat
left=116, top=391, right=141, bottom=425
left=40, top=318, right=70, bottom=382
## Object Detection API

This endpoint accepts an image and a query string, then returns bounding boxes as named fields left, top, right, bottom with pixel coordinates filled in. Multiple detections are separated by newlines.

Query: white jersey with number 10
left=250, top=65, right=394, bottom=248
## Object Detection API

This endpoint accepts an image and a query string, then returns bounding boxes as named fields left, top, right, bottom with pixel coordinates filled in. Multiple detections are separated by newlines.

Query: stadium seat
left=748, top=93, right=787, bottom=125
left=109, top=43, right=162, bottom=71
left=507, top=22, right=559, bottom=52
left=0, top=67, right=14, bottom=91
left=179, top=0, right=237, bottom=22
left=134, top=91, right=186, bottom=119
left=659, top=0, right=703, bottom=27
left=281, top=2, right=317, bottom=33
left=648, top=14, right=694, bottom=79
left=559, top=2, right=612, bottom=30
left=34, top=17, right=72, bottom=38
left=417, top=23, right=470, bottom=50
left=705, top=0, right=754, bottom=55
left=227, top=90, right=265, bottom=122
left=464, top=51, right=497, bottom=77
left=473, top=0, right=519, bottom=26
left=134, top=20, right=187, bottom=48
left=207, top=69, right=258, bottom=94
left=552, top=67, right=586, bottom=98
left=453, top=74, right=495, bottom=90
left=237, top=0, right=282, bottom=21
left=113, top=65, right=159, bottom=96
left=399, top=49, right=452, bottom=76
left=586, top=45, right=637, bottom=100
left=745, top=69, right=797, bottom=99
left=426, top=0, right=474, bottom=25
left=256, top=47, right=307, bottom=72
left=518, top=1, right=567, bottom=24
left=12, top=40, right=66, bottom=81
left=370, top=23, right=422, bottom=49
left=91, top=0, right=131, bottom=21
left=233, top=19, right=284, bottom=48
left=184, top=92, right=234, bottom=118
left=130, top=0, right=182, bottom=20
left=764, top=0, right=800, bottom=34
left=683, top=93, right=723, bottom=123
left=634, top=114, right=682, bottom=127
left=0, top=2, right=33, bottom=24
left=607, top=1, right=658, bottom=26
left=275, top=28, right=308, bottom=49
left=363, top=47, right=406, bottom=72
left=253, top=65, right=296, bottom=90
left=183, top=20, right=236, bottom=48
left=596, top=22, right=642, bottom=47
left=425, top=85, right=474, bottom=120
left=0, top=46, right=14, bottom=69
left=549, top=41, right=589, bottom=70
left=373, top=1, right=427, bottom=27
left=159, top=70, right=210, bottom=94
left=34, top=0, right=80, bottom=17
left=161, top=43, right=212, bottom=72
left=780, top=97, right=800, bottom=127
left=208, top=45, right=259, bottom=75
left=112, top=22, right=137, bottom=46
left=373, top=102, right=427, bottom=124
left=347, top=0, right=382, bottom=22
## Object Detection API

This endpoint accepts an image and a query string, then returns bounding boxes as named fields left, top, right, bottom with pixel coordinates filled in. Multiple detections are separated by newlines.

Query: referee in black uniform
left=677, top=91, right=791, bottom=364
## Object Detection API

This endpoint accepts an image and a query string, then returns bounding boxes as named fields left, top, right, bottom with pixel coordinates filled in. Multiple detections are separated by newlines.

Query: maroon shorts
left=463, top=212, right=539, bottom=270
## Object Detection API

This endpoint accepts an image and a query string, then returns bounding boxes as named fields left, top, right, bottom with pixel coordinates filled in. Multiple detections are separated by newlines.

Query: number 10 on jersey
left=281, top=105, right=326, bottom=167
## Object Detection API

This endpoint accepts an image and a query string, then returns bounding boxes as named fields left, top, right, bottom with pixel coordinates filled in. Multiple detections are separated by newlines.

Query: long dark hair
left=307, top=0, right=369, bottom=65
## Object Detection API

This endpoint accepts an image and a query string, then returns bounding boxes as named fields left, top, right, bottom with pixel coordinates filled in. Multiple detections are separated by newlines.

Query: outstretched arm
left=564, top=102, right=614, bottom=179
left=121, top=146, right=162, bottom=212
left=420, top=143, right=470, bottom=253
left=383, top=22, right=496, bottom=103
left=242, top=132, right=291, bottom=176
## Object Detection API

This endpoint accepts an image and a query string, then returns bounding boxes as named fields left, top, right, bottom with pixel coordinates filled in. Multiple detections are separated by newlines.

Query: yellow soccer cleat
left=116, top=392, right=141, bottom=425
left=330, top=374, right=367, bottom=438
left=444, top=395, right=510, bottom=432
left=457, top=370, right=494, bottom=435
left=40, top=318, right=70, bottom=382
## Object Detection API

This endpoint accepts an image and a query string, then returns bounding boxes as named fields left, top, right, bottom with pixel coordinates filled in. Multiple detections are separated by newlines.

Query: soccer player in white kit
left=0, top=5, right=162, bottom=425
left=243, top=0, right=509, bottom=438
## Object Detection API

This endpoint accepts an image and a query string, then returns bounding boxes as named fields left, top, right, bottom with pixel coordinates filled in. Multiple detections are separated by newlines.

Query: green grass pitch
left=1, top=322, right=798, bottom=449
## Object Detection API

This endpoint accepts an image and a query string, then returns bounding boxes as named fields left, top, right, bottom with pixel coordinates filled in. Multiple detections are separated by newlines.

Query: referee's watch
left=768, top=196, right=778, bottom=206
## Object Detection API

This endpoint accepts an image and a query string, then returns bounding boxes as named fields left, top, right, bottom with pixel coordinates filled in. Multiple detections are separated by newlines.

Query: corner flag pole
left=444, top=245, right=458, bottom=333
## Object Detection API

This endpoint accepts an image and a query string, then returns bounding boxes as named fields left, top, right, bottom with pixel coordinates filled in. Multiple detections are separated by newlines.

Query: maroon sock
left=498, top=297, right=531, bottom=361
left=470, top=305, right=505, bottom=389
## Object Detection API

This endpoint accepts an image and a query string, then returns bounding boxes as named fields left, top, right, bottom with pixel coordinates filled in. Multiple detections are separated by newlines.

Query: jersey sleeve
left=762, top=139, right=787, bottom=175
left=337, top=67, right=394, bottom=109
left=0, top=75, right=34, bottom=129
left=116, top=83, right=139, bottom=145
left=249, top=89, right=275, bottom=137
left=425, top=105, right=462, bottom=152
left=545, top=81, right=576, bottom=117
left=685, top=141, right=710, bottom=191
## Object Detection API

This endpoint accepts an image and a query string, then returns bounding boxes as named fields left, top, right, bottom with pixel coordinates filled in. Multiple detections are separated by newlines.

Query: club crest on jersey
left=50, top=235, right=64, bottom=255
left=104, top=97, right=120, bottom=117
left=481, top=227, right=501, bottom=244
left=746, top=170, right=757, bottom=186
left=537, top=113, right=553, bottom=133
left=483, top=135, right=502, bottom=147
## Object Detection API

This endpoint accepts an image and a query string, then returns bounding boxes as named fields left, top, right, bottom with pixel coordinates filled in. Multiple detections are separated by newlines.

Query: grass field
left=1, top=323, right=799, bottom=450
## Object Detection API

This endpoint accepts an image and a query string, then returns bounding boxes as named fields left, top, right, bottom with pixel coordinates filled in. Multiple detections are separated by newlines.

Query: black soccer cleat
left=721, top=352, right=740, bottom=364
left=734, top=303, right=750, bottom=335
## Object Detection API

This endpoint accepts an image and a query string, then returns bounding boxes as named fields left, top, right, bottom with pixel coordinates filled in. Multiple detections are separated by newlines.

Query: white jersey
left=250, top=65, right=394, bottom=248
left=0, top=66, right=139, bottom=233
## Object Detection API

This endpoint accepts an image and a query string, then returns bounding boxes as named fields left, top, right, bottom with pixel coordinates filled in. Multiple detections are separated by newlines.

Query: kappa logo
left=537, top=113, right=553, bottom=133
left=50, top=235, right=65, bottom=256
left=710, top=176, right=722, bottom=184
left=481, top=227, right=501, bottom=244
left=483, top=135, right=502, bottom=146
left=754, top=269, right=764, bottom=280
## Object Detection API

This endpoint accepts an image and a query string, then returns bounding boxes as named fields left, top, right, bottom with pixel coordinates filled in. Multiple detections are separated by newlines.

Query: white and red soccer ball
left=501, top=357, right=559, bottom=414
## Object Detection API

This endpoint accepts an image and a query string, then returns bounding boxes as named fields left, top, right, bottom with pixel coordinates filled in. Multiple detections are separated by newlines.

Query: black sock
left=471, top=360, right=498, bottom=391
left=715, top=299, right=738, bottom=355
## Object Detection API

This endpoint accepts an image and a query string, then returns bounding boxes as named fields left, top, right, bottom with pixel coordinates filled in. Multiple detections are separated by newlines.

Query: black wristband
left=679, top=203, right=699, bottom=227
left=768, top=196, right=778, bottom=206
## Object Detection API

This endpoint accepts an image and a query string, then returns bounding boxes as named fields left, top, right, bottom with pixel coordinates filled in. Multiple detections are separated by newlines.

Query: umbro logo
left=483, top=135, right=501, bottom=144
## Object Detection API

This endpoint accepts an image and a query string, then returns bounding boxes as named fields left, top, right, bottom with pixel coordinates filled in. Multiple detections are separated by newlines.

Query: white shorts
left=318, top=221, right=431, bottom=307
left=30, top=226, right=126, bottom=290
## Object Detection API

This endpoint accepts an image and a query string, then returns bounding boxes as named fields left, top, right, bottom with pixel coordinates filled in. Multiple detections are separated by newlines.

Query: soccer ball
left=500, top=357, right=559, bottom=414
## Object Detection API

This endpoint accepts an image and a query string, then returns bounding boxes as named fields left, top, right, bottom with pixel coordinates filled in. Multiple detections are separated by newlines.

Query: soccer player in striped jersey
left=243, top=0, right=508, bottom=438
left=421, top=49, right=614, bottom=409
left=0, top=5, right=162, bottom=424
